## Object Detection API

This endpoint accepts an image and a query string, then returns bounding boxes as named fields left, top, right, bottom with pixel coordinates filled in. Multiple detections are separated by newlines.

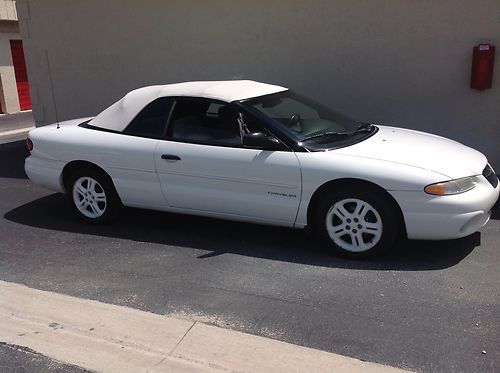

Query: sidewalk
left=0, top=280, right=410, bottom=373
left=0, top=111, right=35, bottom=144
left=0, top=111, right=35, bottom=132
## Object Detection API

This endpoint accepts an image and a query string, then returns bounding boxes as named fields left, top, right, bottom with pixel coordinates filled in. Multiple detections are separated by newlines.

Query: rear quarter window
left=124, top=97, right=174, bottom=139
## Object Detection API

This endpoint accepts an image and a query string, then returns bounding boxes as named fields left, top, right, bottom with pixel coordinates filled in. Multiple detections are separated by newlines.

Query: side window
left=124, top=97, right=174, bottom=138
left=168, top=99, right=262, bottom=147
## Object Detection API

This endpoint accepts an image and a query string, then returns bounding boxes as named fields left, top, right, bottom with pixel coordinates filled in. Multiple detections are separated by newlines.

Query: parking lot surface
left=0, top=343, right=88, bottom=373
left=1, top=139, right=499, bottom=373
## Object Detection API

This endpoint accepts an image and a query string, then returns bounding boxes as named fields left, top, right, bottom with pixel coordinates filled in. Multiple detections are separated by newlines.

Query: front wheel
left=315, top=189, right=398, bottom=258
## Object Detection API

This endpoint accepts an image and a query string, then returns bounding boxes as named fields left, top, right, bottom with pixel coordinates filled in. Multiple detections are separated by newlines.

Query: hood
left=332, top=125, right=487, bottom=179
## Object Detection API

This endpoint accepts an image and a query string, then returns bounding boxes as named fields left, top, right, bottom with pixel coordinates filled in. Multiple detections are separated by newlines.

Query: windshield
left=244, top=91, right=374, bottom=150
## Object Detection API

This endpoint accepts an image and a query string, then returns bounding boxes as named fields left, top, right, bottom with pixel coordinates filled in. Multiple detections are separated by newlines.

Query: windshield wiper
left=300, top=131, right=351, bottom=142
left=300, top=123, right=374, bottom=142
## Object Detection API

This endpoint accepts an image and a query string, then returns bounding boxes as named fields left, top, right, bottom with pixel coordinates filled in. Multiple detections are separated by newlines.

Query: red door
left=10, top=40, right=32, bottom=111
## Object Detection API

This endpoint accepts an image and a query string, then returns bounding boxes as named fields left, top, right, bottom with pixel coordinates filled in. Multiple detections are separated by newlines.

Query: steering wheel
left=288, top=113, right=303, bottom=132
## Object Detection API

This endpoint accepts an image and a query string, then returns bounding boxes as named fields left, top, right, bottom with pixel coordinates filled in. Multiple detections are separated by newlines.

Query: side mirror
left=242, top=132, right=286, bottom=151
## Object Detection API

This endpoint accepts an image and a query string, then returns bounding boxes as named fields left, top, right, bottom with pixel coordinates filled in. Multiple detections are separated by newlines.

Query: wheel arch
left=306, top=178, right=407, bottom=238
left=61, top=160, right=118, bottom=197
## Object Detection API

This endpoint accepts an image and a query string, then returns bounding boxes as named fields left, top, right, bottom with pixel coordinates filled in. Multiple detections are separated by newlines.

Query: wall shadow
left=4, top=193, right=481, bottom=271
left=0, top=140, right=29, bottom=179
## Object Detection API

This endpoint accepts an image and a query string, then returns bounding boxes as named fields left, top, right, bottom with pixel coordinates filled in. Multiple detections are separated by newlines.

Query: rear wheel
left=68, top=168, right=121, bottom=224
left=315, top=188, right=398, bottom=258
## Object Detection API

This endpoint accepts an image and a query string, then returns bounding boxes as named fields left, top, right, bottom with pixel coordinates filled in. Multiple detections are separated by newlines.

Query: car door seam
left=292, top=153, right=304, bottom=227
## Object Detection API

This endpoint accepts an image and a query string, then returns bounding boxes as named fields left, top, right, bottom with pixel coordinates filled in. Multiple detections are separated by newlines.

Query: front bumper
left=390, top=174, right=499, bottom=240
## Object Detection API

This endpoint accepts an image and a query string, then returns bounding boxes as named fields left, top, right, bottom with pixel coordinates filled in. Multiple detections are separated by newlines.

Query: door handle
left=161, top=154, right=181, bottom=161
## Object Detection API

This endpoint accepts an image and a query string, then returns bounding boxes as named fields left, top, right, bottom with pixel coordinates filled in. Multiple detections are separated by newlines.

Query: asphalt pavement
left=0, top=139, right=499, bottom=373
left=0, top=343, right=88, bottom=373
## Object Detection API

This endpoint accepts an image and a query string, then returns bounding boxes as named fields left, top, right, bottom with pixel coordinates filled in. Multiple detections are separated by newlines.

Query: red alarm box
left=471, top=44, right=495, bottom=90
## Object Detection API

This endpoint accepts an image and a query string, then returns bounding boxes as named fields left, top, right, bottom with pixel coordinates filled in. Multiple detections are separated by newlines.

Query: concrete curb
left=0, top=280, right=410, bottom=373
left=0, top=126, right=35, bottom=137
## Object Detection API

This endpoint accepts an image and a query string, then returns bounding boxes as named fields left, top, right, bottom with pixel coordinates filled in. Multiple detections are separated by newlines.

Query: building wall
left=16, top=0, right=500, bottom=169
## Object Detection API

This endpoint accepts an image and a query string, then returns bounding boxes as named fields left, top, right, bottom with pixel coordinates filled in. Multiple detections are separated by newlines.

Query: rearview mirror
left=242, top=132, right=285, bottom=151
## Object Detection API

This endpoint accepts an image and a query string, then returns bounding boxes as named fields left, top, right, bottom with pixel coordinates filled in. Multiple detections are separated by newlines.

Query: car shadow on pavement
left=0, top=140, right=29, bottom=179
left=4, top=193, right=482, bottom=271
left=492, top=198, right=500, bottom=220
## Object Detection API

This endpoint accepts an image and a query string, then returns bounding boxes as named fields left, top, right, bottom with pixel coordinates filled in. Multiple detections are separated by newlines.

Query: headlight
left=424, top=176, right=479, bottom=195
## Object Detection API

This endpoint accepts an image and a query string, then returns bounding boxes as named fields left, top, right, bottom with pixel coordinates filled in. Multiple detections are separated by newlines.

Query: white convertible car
left=25, top=80, right=499, bottom=257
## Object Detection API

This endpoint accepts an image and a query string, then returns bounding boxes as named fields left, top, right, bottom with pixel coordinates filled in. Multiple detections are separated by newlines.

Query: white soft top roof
left=89, top=80, right=288, bottom=132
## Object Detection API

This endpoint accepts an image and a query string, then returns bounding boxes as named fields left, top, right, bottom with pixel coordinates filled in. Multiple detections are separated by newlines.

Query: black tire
left=314, top=187, right=399, bottom=258
left=67, top=167, right=122, bottom=224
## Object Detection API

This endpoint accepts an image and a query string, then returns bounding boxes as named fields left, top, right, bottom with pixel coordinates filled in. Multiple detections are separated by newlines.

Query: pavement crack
left=146, top=321, right=197, bottom=373
left=169, top=321, right=196, bottom=356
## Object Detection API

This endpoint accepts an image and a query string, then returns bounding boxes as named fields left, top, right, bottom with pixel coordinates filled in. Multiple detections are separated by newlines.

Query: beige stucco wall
left=0, top=0, right=17, bottom=21
left=16, top=0, right=500, bottom=169
left=0, top=21, right=20, bottom=113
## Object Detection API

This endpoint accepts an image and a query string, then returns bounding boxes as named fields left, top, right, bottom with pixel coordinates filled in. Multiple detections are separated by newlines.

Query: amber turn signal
left=424, top=184, right=446, bottom=195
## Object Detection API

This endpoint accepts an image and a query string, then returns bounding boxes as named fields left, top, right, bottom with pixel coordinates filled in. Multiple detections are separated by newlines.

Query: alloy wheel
left=325, top=198, right=383, bottom=252
left=72, top=176, right=107, bottom=219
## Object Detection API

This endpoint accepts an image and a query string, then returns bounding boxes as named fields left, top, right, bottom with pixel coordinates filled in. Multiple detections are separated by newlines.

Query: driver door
left=154, top=98, right=302, bottom=226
